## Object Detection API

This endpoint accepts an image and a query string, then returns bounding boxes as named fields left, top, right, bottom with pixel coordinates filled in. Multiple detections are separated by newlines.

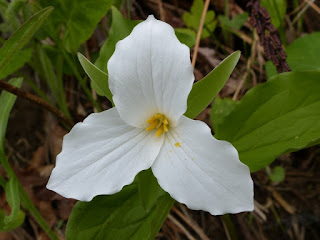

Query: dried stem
left=0, top=80, right=74, bottom=128
left=157, top=0, right=165, bottom=21
left=192, top=0, right=210, bottom=67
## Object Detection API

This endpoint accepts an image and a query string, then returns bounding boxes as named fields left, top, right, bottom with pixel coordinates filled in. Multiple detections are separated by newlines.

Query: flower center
left=146, top=113, right=169, bottom=137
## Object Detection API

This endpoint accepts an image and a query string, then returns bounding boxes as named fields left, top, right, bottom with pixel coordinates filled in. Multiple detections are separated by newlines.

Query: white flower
left=47, top=15, right=253, bottom=215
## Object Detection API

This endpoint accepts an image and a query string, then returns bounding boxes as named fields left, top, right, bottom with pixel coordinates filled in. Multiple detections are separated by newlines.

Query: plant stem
left=192, top=0, right=210, bottom=67
left=0, top=80, right=74, bottom=128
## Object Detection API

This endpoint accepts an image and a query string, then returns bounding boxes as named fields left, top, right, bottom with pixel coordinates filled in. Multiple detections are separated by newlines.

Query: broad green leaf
left=268, top=166, right=285, bottom=183
left=61, top=0, right=119, bottom=52
left=264, top=60, right=278, bottom=79
left=0, top=209, right=25, bottom=231
left=215, top=71, right=320, bottom=172
left=78, top=53, right=113, bottom=103
left=174, top=28, right=196, bottom=48
left=218, top=13, right=248, bottom=30
left=95, top=6, right=140, bottom=73
left=286, top=32, right=320, bottom=71
left=66, top=178, right=174, bottom=240
left=0, top=48, right=32, bottom=80
left=185, top=51, right=240, bottom=119
left=265, top=32, right=320, bottom=78
left=182, top=0, right=217, bottom=38
left=137, top=169, right=166, bottom=210
left=0, top=78, right=23, bottom=154
left=261, top=0, right=286, bottom=29
left=210, top=98, right=239, bottom=132
left=4, top=178, right=21, bottom=224
left=0, top=7, right=53, bottom=73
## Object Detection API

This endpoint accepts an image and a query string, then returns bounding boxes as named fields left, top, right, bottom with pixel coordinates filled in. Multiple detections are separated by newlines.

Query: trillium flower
left=47, top=15, right=254, bottom=215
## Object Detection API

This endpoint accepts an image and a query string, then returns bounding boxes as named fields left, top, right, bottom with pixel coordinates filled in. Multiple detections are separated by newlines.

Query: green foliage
left=66, top=177, right=174, bottom=240
left=4, top=178, right=24, bottom=224
left=0, top=78, right=23, bottom=153
left=38, top=47, right=70, bottom=117
left=182, top=0, right=216, bottom=38
left=95, top=7, right=140, bottom=73
left=0, top=48, right=31, bottom=80
left=268, top=166, right=286, bottom=183
left=210, top=98, right=239, bottom=132
left=37, top=0, right=119, bottom=52
left=265, top=32, right=320, bottom=78
left=218, top=13, right=248, bottom=30
left=215, top=71, right=320, bottom=172
left=0, top=78, right=25, bottom=232
left=0, top=209, right=25, bottom=231
left=0, top=7, right=53, bottom=76
left=77, top=53, right=113, bottom=103
left=61, top=0, right=117, bottom=52
left=137, top=170, right=167, bottom=210
left=174, top=28, right=196, bottom=48
left=260, top=0, right=287, bottom=29
left=286, top=32, right=320, bottom=71
left=185, top=51, right=240, bottom=119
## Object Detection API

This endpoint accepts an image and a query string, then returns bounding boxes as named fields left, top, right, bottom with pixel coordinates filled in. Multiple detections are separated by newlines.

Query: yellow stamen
left=156, top=128, right=163, bottom=137
left=146, top=113, right=169, bottom=137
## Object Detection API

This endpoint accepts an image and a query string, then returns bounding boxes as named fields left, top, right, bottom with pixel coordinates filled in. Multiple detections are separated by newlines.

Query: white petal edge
left=108, top=15, right=194, bottom=128
left=47, top=108, right=164, bottom=201
left=151, top=116, right=254, bottom=215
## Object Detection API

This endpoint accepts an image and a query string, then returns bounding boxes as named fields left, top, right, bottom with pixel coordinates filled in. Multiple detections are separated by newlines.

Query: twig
left=267, top=187, right=296, bottom=214
left=191, top=0, right=210, bottom=67
left=167, top=214, right=197, bottom=240
left=305, top=0, right=320, bottom=14
left=233, top=29, right=257, bottom=100
left=292, top=0, right=316, bottom=24
left=221, top=217, right=232, bottom=240
left=0, top=80, right=74, bottom=128
left=156, top=0, right=165, bottom=21
left=172, top=206, right=210, bottom=240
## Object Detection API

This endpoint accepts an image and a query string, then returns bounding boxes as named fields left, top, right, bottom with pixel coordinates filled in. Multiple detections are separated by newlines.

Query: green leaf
left=61, top=0, right=119, bottom=52
left=182, top=0, right=217, bottom=38
left=95, top=6, right=140, bottom=73
left=218, top=13, right=248, bottom=30
left=260, top=0, right=286, bottom=29
left=265, top=32, right=320, bottom=80
left=0, top=78, right=23, bottom=154
left=4, top=178, right=21, bottom=224
left=210, top=98, right=239, bottom=132
left=137, top=169, right=166, bottom=210
left=185, top=51, right=240, bottom=119
left=215, top=71, right=320, bottom=172
left=0, top=48, right=32, bottom=80
left=174, top=28, right=196, bottom=48
left=77, top=53, right=113, bottom=103
left=0, top=209, right=25, bottom=231
left=38, top=46, right=70, bottom=117
left=66, top=177, right=174, bottom=240
left=268, top=166, right=285, bottom=183
left=0, top=7, right=53, bottom=73
left=286, top=32, right=320, bottom=71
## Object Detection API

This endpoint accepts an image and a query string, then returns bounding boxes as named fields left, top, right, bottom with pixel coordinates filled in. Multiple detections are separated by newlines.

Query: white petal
left=47, top=108, right=164, bottom=201
left=108, top=15, right=194, bottom=128
left=151, top=116, right=254, bottom=215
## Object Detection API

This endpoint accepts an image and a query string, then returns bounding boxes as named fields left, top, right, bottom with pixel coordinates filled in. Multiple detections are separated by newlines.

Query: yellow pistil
left=146, top=113, right=169, bottom=137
